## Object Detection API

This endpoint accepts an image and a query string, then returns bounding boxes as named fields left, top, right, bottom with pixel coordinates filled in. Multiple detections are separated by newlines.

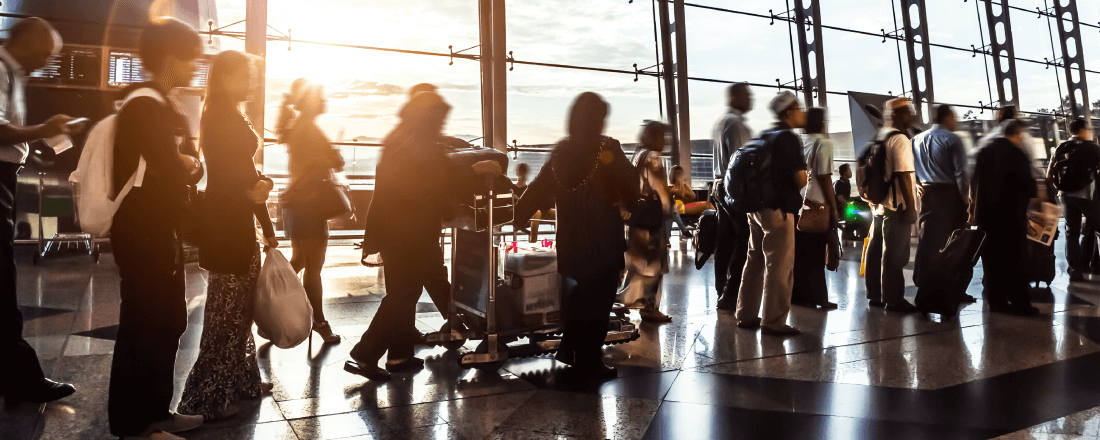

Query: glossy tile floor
left=7, top=230, right=1100, bottom=439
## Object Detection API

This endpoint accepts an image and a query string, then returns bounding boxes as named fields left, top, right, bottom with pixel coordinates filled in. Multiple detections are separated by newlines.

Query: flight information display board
left=28, top=46, right=102, bottom=87
left=107, top=51, right=147, bottom=86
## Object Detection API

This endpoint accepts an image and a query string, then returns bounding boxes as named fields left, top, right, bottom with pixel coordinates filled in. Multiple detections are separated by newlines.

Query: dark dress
left=178, top=105, right=275, bottom=419
left=515, top=136, right=639, bottom=368
left=972, top=137, right=1037, bottom=311
left=281, top=121, right=343, bottom=240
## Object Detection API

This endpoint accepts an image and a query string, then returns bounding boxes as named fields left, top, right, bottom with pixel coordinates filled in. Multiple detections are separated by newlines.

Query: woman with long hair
left=348, top=89, right=501, bottom=380
left=620, top=121, right=673, bottom=323
left=515, top=92, right=639, bottom=380
left=178, top=50, right=276, bottom=420
left=277, top=80, right=342, bottom=344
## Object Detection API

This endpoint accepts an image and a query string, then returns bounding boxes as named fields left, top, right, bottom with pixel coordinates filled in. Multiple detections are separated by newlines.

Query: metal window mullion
left=793, top=0, right=826, bottom=108
left=1053, top=0, right=1091, bottom=121
left=899, top=0, right=935, bottom=123
left=985, top=0, right=1020, bottom=109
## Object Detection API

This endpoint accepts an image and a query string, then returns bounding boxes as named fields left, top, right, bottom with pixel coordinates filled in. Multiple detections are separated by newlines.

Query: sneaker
left=149, top=413, right=203, bottom=434
left=761, top=325, right=801, bottom=336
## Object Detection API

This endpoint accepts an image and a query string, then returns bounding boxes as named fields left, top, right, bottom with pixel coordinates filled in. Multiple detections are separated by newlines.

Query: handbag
left=254, top=248, right=314, bottom=349
left=826, top=229, right=842, bottom=271
left=313, top=173, right=353, bottom=220
left=628, top=160, right=666, bottom=231
left=797, top=139, right=832, bottom=234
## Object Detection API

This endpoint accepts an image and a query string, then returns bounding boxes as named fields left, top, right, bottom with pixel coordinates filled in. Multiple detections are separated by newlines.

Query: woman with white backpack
left=176, top=50, right=277, bottom=421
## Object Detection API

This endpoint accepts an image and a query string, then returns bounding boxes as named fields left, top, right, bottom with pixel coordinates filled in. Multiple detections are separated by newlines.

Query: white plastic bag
left=254, top=248, right=313, bottom=349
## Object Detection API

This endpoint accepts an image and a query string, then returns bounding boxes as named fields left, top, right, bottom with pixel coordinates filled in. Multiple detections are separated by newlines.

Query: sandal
left=313, top=320, right=341, bottom=344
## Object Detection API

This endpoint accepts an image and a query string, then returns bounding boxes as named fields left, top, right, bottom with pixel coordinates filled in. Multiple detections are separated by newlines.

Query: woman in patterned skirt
left=178, top=50, right=277, bottom=420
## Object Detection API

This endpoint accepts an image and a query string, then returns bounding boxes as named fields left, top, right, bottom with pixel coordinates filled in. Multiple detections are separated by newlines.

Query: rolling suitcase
left=1024, top=238, right=1057, bottom=288
left=914, top=228, right=985, bottom=316
left=693, top=209, right=718, bottom=269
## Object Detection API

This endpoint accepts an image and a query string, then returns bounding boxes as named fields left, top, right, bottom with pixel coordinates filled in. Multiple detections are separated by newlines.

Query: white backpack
left=69, top=88, right=163, bottom=237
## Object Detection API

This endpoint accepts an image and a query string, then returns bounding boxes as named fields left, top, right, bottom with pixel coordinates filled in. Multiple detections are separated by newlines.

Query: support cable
left=651, top=0, right=665, bottom=119
left=974, top=0, right=997, bottom=108
left=784, top=0, right=801, bottom=91
left=890, top=0, right=909, bottom=97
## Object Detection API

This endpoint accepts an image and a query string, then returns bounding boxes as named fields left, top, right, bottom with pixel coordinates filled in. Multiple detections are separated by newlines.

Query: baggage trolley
left=424, top=180, right=639, bottom=372
left=29, top=173, right=99, bottom=264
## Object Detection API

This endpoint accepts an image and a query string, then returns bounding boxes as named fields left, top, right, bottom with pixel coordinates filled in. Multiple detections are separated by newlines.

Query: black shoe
left=868, top=300, right=885, bottom=308
left=961, top=294, right=977, bottom=304
left=716, top=295, right=737, bottom=310
left=344, top=357, right=391, bottom=381
left=885, top=301, right=919, bottom=313
left=385, top=357, right=425, bottom=373
left=5, top=379, right=75, bottom=406
left=563, top=364, right=618, bottom=382
left=791, top=300, right=818, bottom=309
left=1070, top=271, right=1086, bottom=282
left=818, top=301, right=839, bottom=310
left=987, top=303, right=1012, bottom=314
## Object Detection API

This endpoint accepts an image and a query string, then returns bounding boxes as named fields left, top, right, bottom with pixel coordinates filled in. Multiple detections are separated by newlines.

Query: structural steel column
left=657, top=0, right=679, bottom=162
left=478, top=0, right=494, bottom=150
left=984, top=0, right=1020, bottom=109
left=793, top=0, right=827, bottom=108
left=899, top=0, right=934, bottom=123
left=1053, top=0, right=1091, bottom=121
left=245, top=0, right=267, bottom=166
left=672, top=0, right=691, bottom=181
left=491, top=0, right=507, bottom=153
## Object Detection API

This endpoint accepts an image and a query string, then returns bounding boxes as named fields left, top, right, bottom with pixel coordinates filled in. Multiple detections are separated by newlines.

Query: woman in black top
left=277, top=81, right=344, bottom=343
left=515, top=92, right=639, bottom=380
left=348, top=90, right=501, bottom=380
left=178, top=50, right=276, bottom=420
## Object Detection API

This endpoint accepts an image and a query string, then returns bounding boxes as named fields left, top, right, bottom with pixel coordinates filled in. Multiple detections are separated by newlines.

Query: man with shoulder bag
left=1047, top=117, right=1100, bottom=282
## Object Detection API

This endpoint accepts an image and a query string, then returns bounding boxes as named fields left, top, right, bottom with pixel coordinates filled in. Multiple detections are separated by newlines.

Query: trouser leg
left=561, top=271, right=619, bottom=368
left=734, top=213, right=766, bottom=324
left=865, top=215, right=884, bottom=301
left=423, top=243, right=451, bottom=315
left=108, top=220, right=187, bottom=437
left=757, top=209, right=795, bottom=329
left=1062, top=196, right=1085, bottom=273
left=881, top=210, right=913, bottom=305
left=353, top=250, right=424, bottom=362
left=982, top=226, right=1029, bottom=309
left=713, top=208, right=734, bottom=296
left=793, top=229, right=829, bottom=305
left=0, top=163, right=44, bottom=396
left=720, top=210, right=749, bottom=304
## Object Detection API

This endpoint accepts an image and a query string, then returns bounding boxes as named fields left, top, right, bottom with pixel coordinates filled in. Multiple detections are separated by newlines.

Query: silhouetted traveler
left=835, top=164, right=852, bottom=218
left=912, top=105, right=973, bottom=299
left=1047, top=118, right=1100, bottom=281
left=792, top=107, right=838, bottom=310
left=735, top=91, right=808, bottom=336
left=178, top=50, right=276, bottom=421
left=109, top=18, right=206, bottom=439
left=0, top=17, right=80, bottom=407
left=864, top=98, right=920, bottom=313
left=972, top=120, right=1039, bottom=315
left=516, top=92, right=639, bottom=380
left=711, top=83, right=753, bottom=310
left=621, top=121, right=672, bottom=323
left=350, top=90, right=502, bottom=380
left=278, top=81, right=342, bottom=344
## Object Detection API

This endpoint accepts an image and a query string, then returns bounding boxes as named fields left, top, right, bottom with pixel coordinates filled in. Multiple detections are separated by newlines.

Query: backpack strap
left=118, top=88, right=168, bottom=188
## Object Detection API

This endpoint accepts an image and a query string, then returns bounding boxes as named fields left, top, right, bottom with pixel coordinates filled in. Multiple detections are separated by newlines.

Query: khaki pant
left=735, top=208, right=796, bottom=329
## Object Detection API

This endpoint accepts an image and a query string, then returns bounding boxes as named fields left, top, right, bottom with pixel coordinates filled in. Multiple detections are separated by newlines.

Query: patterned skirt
left=178, top=245, right=263, bottom=419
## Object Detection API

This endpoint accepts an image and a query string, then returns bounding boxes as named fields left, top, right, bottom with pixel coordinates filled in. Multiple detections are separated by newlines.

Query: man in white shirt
left=0, top=17, right=82, bottom=406
left=711, top=83, right=753, bottom=310
left=864, top=98, right=919, bottom=312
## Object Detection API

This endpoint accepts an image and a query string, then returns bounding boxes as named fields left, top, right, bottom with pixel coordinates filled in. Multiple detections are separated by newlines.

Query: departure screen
left=28, top=46, right=102, bottom=87
left=107, top=51, right=147, bottom=86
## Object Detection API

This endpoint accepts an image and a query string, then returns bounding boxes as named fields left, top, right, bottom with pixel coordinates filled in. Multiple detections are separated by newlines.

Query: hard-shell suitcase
left=693, top=209, right=718, bottom=269
left=914, top=228, right=985, bottom=316
left=1024, top=238, right=1057, bottom=288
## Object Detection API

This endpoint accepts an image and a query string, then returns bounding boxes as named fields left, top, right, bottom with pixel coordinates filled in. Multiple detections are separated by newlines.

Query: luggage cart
left=424, top=179, right=639, bottom=372
left=31, top=173, right=99, bottom=265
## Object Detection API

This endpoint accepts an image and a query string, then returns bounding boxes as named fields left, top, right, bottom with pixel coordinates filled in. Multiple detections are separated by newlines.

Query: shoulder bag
left=797, top=139, right=832, bottom=233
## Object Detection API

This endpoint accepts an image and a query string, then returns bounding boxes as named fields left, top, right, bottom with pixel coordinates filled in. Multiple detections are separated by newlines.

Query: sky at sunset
left=213, top=0, right=1100, bottom=156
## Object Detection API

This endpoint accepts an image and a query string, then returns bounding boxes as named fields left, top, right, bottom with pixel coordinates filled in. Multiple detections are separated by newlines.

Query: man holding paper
left=0, top=17, right=84, bottom=406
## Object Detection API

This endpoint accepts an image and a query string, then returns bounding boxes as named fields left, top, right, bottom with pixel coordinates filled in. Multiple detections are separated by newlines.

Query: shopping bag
left=254, top=248, right=314, bottom=349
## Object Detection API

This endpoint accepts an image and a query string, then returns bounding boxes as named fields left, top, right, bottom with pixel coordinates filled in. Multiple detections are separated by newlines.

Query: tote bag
left=254, top=248, right=314, bottom=349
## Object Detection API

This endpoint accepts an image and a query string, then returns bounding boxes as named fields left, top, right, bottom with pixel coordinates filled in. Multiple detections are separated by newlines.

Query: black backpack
left=856, top=131, right=904, bottom=205
left=723, top=131, right=779, bottom=213
left=1051, top=140, right=1099, bottom=193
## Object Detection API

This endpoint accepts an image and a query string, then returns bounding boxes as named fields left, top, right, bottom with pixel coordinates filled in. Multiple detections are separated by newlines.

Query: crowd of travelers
left=0, top=16, right=1094, bottom=440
